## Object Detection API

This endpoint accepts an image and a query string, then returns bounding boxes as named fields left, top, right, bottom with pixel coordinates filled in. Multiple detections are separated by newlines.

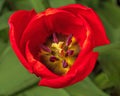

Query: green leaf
left=96, top=10, right=114, bottom=42
left=10, top=0, right=45, bottom=12
left=113, top=28, right=120, bottom=43
left=94, top=43, right=120, bottom=53
left=0, top=11, right=13, bottom=42
left=49, top=0, right=75, bottom=8
left=17, top=86, right=70, bottom=96
left=75, top=0, right=90, bottom=6
left=0, top=28, right=9, bottom=42
left=0, top=0, right=5, bottom=13
left=10, top=0, right=33, bottom=10
left=94, top=73, right=113, bottom=89
left=0, top=43, right=9, bottom=62
left=95, top=43, right=120, bottom=95
left=9, top=0, right=45, bottom=12
left=98, top=2, right=120, bottom=29
left=0, top=46, right=39, bottom=96
left=29, top=0, right=45, bottom=12
left=99, top=50, right=120, bottom=87
left=0, top=11, right=13, bottom=31
left=96, top=7, right=120, bottom=43
left=0, top=41, right=7, bottom=54
left=65, top=78, right=109, bottom=96
left=75, top=0, right=102, bottom=9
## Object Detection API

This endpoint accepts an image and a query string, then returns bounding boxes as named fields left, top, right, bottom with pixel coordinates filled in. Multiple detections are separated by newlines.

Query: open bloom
left=9, top=4, right=110, bottom=88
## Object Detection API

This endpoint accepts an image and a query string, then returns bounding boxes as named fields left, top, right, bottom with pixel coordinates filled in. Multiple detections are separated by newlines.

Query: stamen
left=53, top=33, right=58, bottom=43
left=40, top=44, right=51, bottom=53
left=62, top=60, right=68, bottom=68
left=66, top=34, right=73, bottom=46
left=50, top=56, right=59, bottom=62
left=66, top=50, right=74, bottom=56
left=39, top=33, right=80, bottom=75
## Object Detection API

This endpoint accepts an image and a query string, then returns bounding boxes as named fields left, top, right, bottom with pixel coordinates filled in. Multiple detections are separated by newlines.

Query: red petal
left=39, top=52, right=98, bottom=88
left=9, top=10, right=36, bottom=46
left=76, top=52, right=98, bottom=81
left=68, top=52, right=98, bottom=83
left=9, top=10, right=36, bottom=72
left=25, top=41, right=59, bottom=78
left=46, top=8, right=83, bottom=35
left=60, top=4, right=110, bottom=47
left=44, top=8, right=87, bottom=47
left=19, top=12, right=51, bottom=56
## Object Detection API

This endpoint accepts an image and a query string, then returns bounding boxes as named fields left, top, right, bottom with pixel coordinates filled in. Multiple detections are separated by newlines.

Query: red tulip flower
left=9, top=4, right=110, bottom=88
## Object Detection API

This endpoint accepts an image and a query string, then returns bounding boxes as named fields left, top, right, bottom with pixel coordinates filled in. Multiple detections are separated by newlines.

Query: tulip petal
left=60, top=4, right=110, bottom=47
left=19, top=12, right=51, bottom=57
left=9, top=10, right=36, bottom=73
left=39, top=52, right=98, bottom=88
left=69, top=52, right=98, bottom=84
left=9, top=10, right=36, bottom=46
left=46, top=9, right=83, bottom=35
left=44, top=8, right=87, bottom=47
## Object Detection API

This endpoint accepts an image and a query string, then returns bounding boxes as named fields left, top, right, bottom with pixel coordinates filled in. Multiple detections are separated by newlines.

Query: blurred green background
left=0, top=0, right=120, bottom=96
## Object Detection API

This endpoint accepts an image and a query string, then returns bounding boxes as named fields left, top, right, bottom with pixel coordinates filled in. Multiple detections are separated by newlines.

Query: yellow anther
left=51, top=42, right=64, bottom=53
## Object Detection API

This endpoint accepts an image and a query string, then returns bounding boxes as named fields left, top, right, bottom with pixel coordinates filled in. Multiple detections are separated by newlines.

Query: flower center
left=39, top=33, right=80, bottom=76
